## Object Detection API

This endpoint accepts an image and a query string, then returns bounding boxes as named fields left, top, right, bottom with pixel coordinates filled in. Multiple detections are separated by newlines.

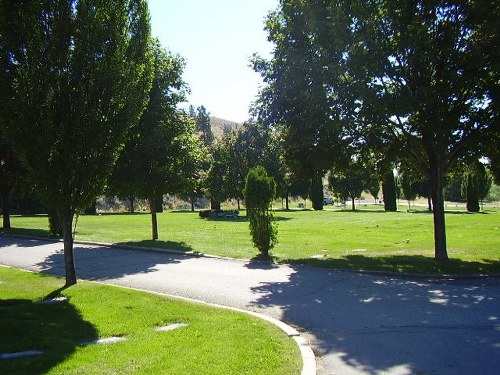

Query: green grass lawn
left=2, top=206, right=500, bottom=274
left=0, top=267, right=301, bottom=375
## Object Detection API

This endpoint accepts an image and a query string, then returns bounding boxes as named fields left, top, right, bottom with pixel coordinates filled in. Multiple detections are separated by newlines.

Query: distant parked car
left=323, top=197, right=334, bottom=205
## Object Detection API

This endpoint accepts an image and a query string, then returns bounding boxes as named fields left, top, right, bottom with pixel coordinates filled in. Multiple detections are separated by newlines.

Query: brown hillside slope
left=209, top=116, right=242, bottom=139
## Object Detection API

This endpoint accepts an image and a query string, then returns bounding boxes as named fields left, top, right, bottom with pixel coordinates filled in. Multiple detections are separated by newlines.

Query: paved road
left=1, top=236, right=499, bottom=374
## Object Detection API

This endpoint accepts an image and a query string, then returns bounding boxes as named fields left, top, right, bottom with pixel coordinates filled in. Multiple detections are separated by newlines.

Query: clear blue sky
left=148, top=0, right=278, bottom=123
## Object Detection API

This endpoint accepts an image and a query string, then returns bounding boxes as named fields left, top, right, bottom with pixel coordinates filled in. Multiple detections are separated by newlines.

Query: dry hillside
left=209, top=116, right=242, bottom=139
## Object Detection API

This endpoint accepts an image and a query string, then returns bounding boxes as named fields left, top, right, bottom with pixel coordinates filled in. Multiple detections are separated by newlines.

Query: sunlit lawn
left=0, top=267, right=301, bottom=375
left=3, top=205, right=500, bottom=274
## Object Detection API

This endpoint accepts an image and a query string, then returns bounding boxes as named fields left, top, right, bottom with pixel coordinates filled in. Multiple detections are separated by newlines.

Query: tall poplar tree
left=109, top=41, right=201, bottom=240
left=0, top=0, right=154, bottom=285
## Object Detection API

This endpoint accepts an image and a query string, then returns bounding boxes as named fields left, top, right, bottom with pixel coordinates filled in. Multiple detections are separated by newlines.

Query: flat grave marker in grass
left=155, top=323, right=188, bottom=332
left=79, top=337, right=127, bottom=346
left=0, top=351, right=44, bottom=359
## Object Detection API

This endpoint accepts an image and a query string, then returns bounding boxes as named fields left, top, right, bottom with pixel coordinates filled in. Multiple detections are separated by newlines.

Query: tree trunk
left=149, top=198, right=158, bottom=240
left=190, top=196, right=195, bottom=212
left=351, top=196, right=355, bottom=211
left=237, top=199, right=241, bottom=210
left=2, top=187, right=11, bottom=229
left=59, top=208, right=77, bottom=286
left=429, top=161, right=448, bottom=260
left=285, top=193, right=289, bottom=210
left=427, top=195, right=432, bottom=211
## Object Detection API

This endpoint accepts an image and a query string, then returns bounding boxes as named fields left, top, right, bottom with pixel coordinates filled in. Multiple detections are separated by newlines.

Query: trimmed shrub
left=243, top=166, right=277, bottom=257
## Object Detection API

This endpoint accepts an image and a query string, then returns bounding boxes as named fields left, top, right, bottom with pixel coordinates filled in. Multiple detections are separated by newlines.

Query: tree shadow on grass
left=411, top=210, right=490, bottom=215
left=287, top=254, right=500, bottom=275
left=0, top=227, right=57, bottom=242
left=0, top=292, right=98, bottom=375
left=116, top=239, right=194, bottom=254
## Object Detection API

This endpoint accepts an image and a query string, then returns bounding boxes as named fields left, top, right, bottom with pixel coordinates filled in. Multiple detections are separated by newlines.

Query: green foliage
left=47, top=209, right=62, bottom=238
left=255, top=0, right=498, bottom=260
left=382, top=170, right=397, bottom=212
left=108, top=40, right=202, bottom=208
left=0, top=0, right=154, bottom=284
left=195, top=105, right=214, bottom=147
left=462, top=162, right=492, bottom=211
left=329, top=158, right=378, bottom=211
left=244, top=167, right=277, bottom=256
left=310, top=173, right=324, bottom=210
left=205, top=122, right=284, bottom=205
left=488, top=183, right=500, bottom=201
left=0, top=0, right=154, bottom=212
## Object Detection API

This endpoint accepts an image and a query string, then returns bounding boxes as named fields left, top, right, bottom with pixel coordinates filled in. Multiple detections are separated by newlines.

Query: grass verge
left=2, top=207, right=500, bottom=274
left=0, top=267, right=301, bottom=375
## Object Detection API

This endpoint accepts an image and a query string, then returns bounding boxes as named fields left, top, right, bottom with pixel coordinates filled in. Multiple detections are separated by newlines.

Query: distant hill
left=209, top=117, right=243, bottom=139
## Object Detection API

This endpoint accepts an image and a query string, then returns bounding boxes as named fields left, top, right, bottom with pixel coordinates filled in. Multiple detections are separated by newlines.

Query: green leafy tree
left=205, top=122, right=284, bottom=209
left=244, top=166, right=277, bottom=257
left=329, top=158, right=378, bottom=211
left=0, top=134, right=25, bottom=229
left=399, top=170, right=420, bottom=211
left=109, top=41, right=200, bottom=240
left=195, top=105, right=214, bottom=147
left=477, top=168, right=493, bottom=209
left=0, top=0, right=153, bottom=285
left=462, top=162, right=492, bottom=212
left=310, top=173, right=324, bottom=210
left=255, top=0, right=498, bottom=260
left=382, top=170, right=398, bottom=212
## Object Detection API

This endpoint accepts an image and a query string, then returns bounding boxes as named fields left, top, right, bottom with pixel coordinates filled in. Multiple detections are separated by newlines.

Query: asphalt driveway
left=1, top=236, right=499, bottom=374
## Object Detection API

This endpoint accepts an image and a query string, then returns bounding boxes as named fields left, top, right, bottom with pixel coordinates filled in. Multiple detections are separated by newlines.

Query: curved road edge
left=87, top=281, right=317, bottom=375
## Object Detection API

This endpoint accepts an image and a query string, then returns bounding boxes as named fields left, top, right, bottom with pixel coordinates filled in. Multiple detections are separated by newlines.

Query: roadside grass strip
left=0, top=267, right=301, bottom=374
left=5, top=208, right=499, bottom=274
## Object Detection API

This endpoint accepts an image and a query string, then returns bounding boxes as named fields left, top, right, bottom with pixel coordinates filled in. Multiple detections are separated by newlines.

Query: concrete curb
left=1, top=236, right=317, bottom=374
left=75, top=238, right=500, bottom=281
left=79, top=281, right=317, bottom=375
left=3, top=234, right=499, bottom=281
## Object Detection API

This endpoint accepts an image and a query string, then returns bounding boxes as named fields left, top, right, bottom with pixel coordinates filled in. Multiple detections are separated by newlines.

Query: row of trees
left=1, top=0, right=498, bottom=282
left=0, top=0, right=202, bottom=285
left=251, top=0, right=499, bottom=260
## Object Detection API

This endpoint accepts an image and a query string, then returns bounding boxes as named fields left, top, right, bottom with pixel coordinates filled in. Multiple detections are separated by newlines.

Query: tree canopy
left=0, top=0, right=154, bottom=285
left=254, top=0, right=499, bottom=260
left=109, top=40, right=202, bottom=239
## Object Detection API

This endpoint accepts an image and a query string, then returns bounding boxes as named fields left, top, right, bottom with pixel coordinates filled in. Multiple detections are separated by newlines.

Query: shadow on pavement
left=290, top=255, right=500, bottom=275
left=115, top=239, right=193, bottom=253
left=34, top=243, right=187, bottom=281
left=248, top=261, right=500, bottom=374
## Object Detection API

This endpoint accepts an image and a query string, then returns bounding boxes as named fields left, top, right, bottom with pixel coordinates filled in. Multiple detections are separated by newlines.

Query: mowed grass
left=0, top=267, right=301, bottom=375
left=3, top=206, right=500, bottom=274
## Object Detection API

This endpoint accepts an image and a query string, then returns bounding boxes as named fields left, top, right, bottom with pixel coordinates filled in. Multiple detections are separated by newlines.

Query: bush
left=244, top=167, right=277, bottom=257
left=47, top=209, right=62, bottom=238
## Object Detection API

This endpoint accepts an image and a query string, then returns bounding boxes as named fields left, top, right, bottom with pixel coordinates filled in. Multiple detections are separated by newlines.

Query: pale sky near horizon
left=148, top=0, right=278, bottom=123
